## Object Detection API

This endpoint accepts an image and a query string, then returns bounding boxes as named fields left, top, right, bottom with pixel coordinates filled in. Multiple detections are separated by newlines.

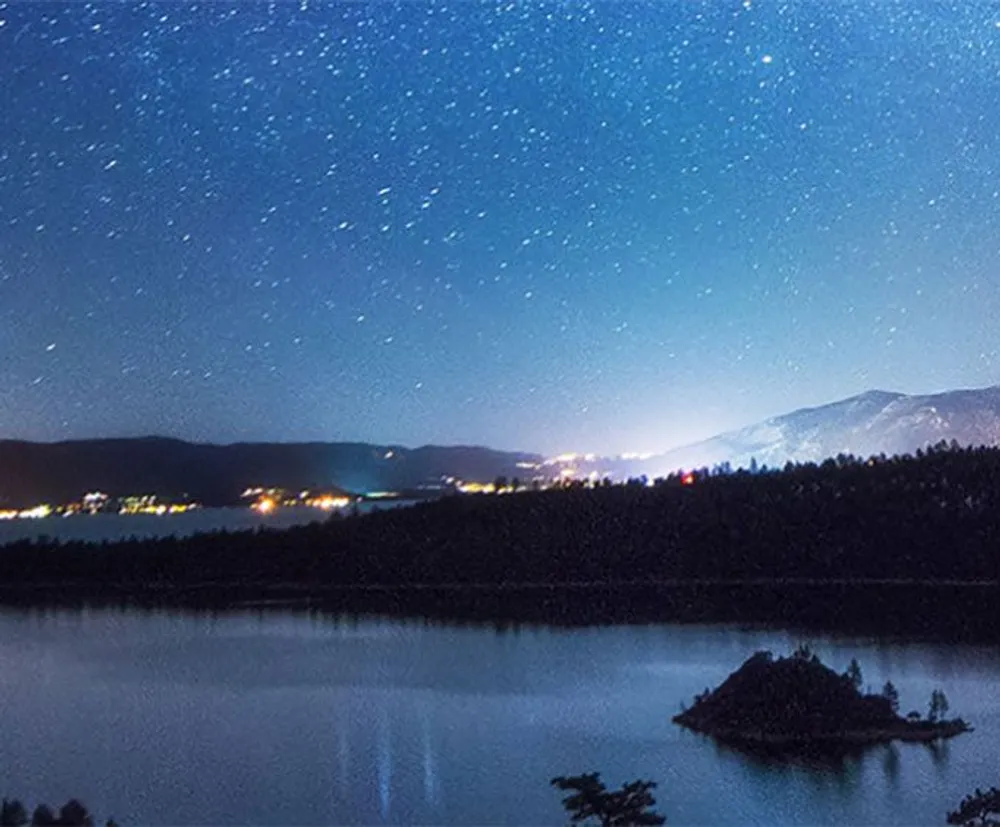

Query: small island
left=673, top=648, right=971, bottom=746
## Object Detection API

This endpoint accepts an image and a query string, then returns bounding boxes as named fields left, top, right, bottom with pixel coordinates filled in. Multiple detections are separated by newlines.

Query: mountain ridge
left=0, top=439, right=542, bottom=507
left=5, top=384, right=1000, bottom=507
left=644, top=384, right=1000, bottom=474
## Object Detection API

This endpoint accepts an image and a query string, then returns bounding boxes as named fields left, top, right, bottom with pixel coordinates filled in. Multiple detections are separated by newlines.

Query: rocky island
left=673, top=648, right=971, bottom=746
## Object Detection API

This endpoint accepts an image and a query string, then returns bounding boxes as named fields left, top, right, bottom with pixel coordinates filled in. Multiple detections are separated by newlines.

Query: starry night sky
left=2, top=1, right=1000, bottom=454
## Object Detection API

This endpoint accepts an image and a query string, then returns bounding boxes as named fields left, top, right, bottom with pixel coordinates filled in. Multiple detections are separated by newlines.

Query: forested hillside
left=2, top=440, right=998, bottom=582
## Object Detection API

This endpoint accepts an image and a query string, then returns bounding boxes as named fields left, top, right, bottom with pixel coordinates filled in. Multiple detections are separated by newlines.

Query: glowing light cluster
left=456, top=481, right=497, bottom=494
left=309, top=495, right=351, bottom=511
left=249, top=487, right=355, bottom=514
left=253, top=497, right=277, bottom=514
left=544, top=452, right=598, bottom=465
left=117, top=495, right=198, bottom=516
left=11, top=505, right=53, bottom=520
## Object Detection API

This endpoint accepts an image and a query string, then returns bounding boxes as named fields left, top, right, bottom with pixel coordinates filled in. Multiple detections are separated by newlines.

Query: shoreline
left=673, top=717, right=973, bottom=746
left=0, top=580, right=998, bottom=639
left=1, top=576, right=997, bottom=590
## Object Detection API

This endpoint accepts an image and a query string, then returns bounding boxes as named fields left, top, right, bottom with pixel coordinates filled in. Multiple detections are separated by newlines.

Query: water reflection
left=377, top=707, right=392, bottom=818
left=336, top=707, right=350, bottom=798
left=419, top=702, right=440, bottom=809
left=925, top=738, right=951, bottom=772
left=0, top=608, right=993, bottom=826
left=881, top=744, right=900, bottom=787
left=327, top=692, right=443, bottom=821
left=709, top=724, right=955, bottom=805
left=714, top=737, right=868, bottom=776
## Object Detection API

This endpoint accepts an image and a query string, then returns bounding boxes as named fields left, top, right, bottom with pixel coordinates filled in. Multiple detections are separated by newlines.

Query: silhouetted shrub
left=551, top=772, right=666, bottom=826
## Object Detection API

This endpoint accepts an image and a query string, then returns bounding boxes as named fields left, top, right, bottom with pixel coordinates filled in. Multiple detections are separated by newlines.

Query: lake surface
left=0, top=610, right=997, bottom=825
left=0, top=502, right=414, bottom=545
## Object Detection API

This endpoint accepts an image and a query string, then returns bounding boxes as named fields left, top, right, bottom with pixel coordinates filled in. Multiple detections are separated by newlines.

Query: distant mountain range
left=640, top=385, right=1000, bottom=475
left=4, top=385, right=1000, bottom=508
left=0, top=438, right=541, bottom=508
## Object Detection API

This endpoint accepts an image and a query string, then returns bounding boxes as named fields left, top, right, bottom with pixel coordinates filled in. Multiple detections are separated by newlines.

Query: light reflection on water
left=0, top=502, right=416, bottom=544
left=0, top=609, right=996, bottom=826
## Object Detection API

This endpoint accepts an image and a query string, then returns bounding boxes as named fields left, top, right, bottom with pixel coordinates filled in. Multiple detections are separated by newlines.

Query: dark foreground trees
left=551, top=773, right=666, bottom=826
left=947, top=786, right=1000, bottom=826
left=0, top=798, right=114, bottom=827
left=0, top=800, right=27, bottom=827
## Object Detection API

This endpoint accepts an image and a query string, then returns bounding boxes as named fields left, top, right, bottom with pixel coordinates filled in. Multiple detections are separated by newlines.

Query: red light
left=681, top=472, right=696, bottom=486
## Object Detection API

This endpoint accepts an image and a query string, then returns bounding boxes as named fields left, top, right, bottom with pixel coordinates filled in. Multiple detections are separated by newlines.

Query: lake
left=0, top=502, right=415, bottom=545
left=0, top=609, right=996, bottom=826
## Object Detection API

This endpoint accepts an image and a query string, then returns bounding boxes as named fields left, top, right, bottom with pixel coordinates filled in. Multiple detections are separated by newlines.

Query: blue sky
left=2, top=1, right=999, bottom=454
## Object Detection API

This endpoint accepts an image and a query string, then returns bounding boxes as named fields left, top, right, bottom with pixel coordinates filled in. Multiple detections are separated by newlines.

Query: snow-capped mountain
left=646, top=385, right=1000, bottom=473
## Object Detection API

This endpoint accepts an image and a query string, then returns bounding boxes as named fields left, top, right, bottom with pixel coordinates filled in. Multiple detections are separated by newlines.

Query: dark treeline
left=0, top=797, right=110, bottom=827
left=2, top=441, right=1000, bottom=633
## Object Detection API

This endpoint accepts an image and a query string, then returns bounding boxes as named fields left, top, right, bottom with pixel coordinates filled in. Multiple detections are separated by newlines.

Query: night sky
left=2, top=1, right=1000, bottom=455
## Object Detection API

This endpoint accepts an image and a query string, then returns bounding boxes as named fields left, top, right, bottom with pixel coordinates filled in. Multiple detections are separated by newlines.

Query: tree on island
left=881, top=680, right=900, bottom=714
left=844, top=658, right=864, bottom=692
left=946, top=786, right=1000, bottom=826
left=929, top=689, right=950, bottom=723
left=551, top=773, right=666, bottom=826
left=792, top=644, right=819, bottom=664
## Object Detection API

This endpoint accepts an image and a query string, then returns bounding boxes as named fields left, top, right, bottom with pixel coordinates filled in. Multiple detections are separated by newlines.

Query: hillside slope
left=647, top=386, right=1000, bottom=473
left=0, top=437, right=541, bottom=507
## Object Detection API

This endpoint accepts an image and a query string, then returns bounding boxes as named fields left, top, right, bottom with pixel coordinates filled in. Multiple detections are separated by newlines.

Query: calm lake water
left=0, top=609, right=996, bottom=826
left=0, top=503, right=414, bottom=545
